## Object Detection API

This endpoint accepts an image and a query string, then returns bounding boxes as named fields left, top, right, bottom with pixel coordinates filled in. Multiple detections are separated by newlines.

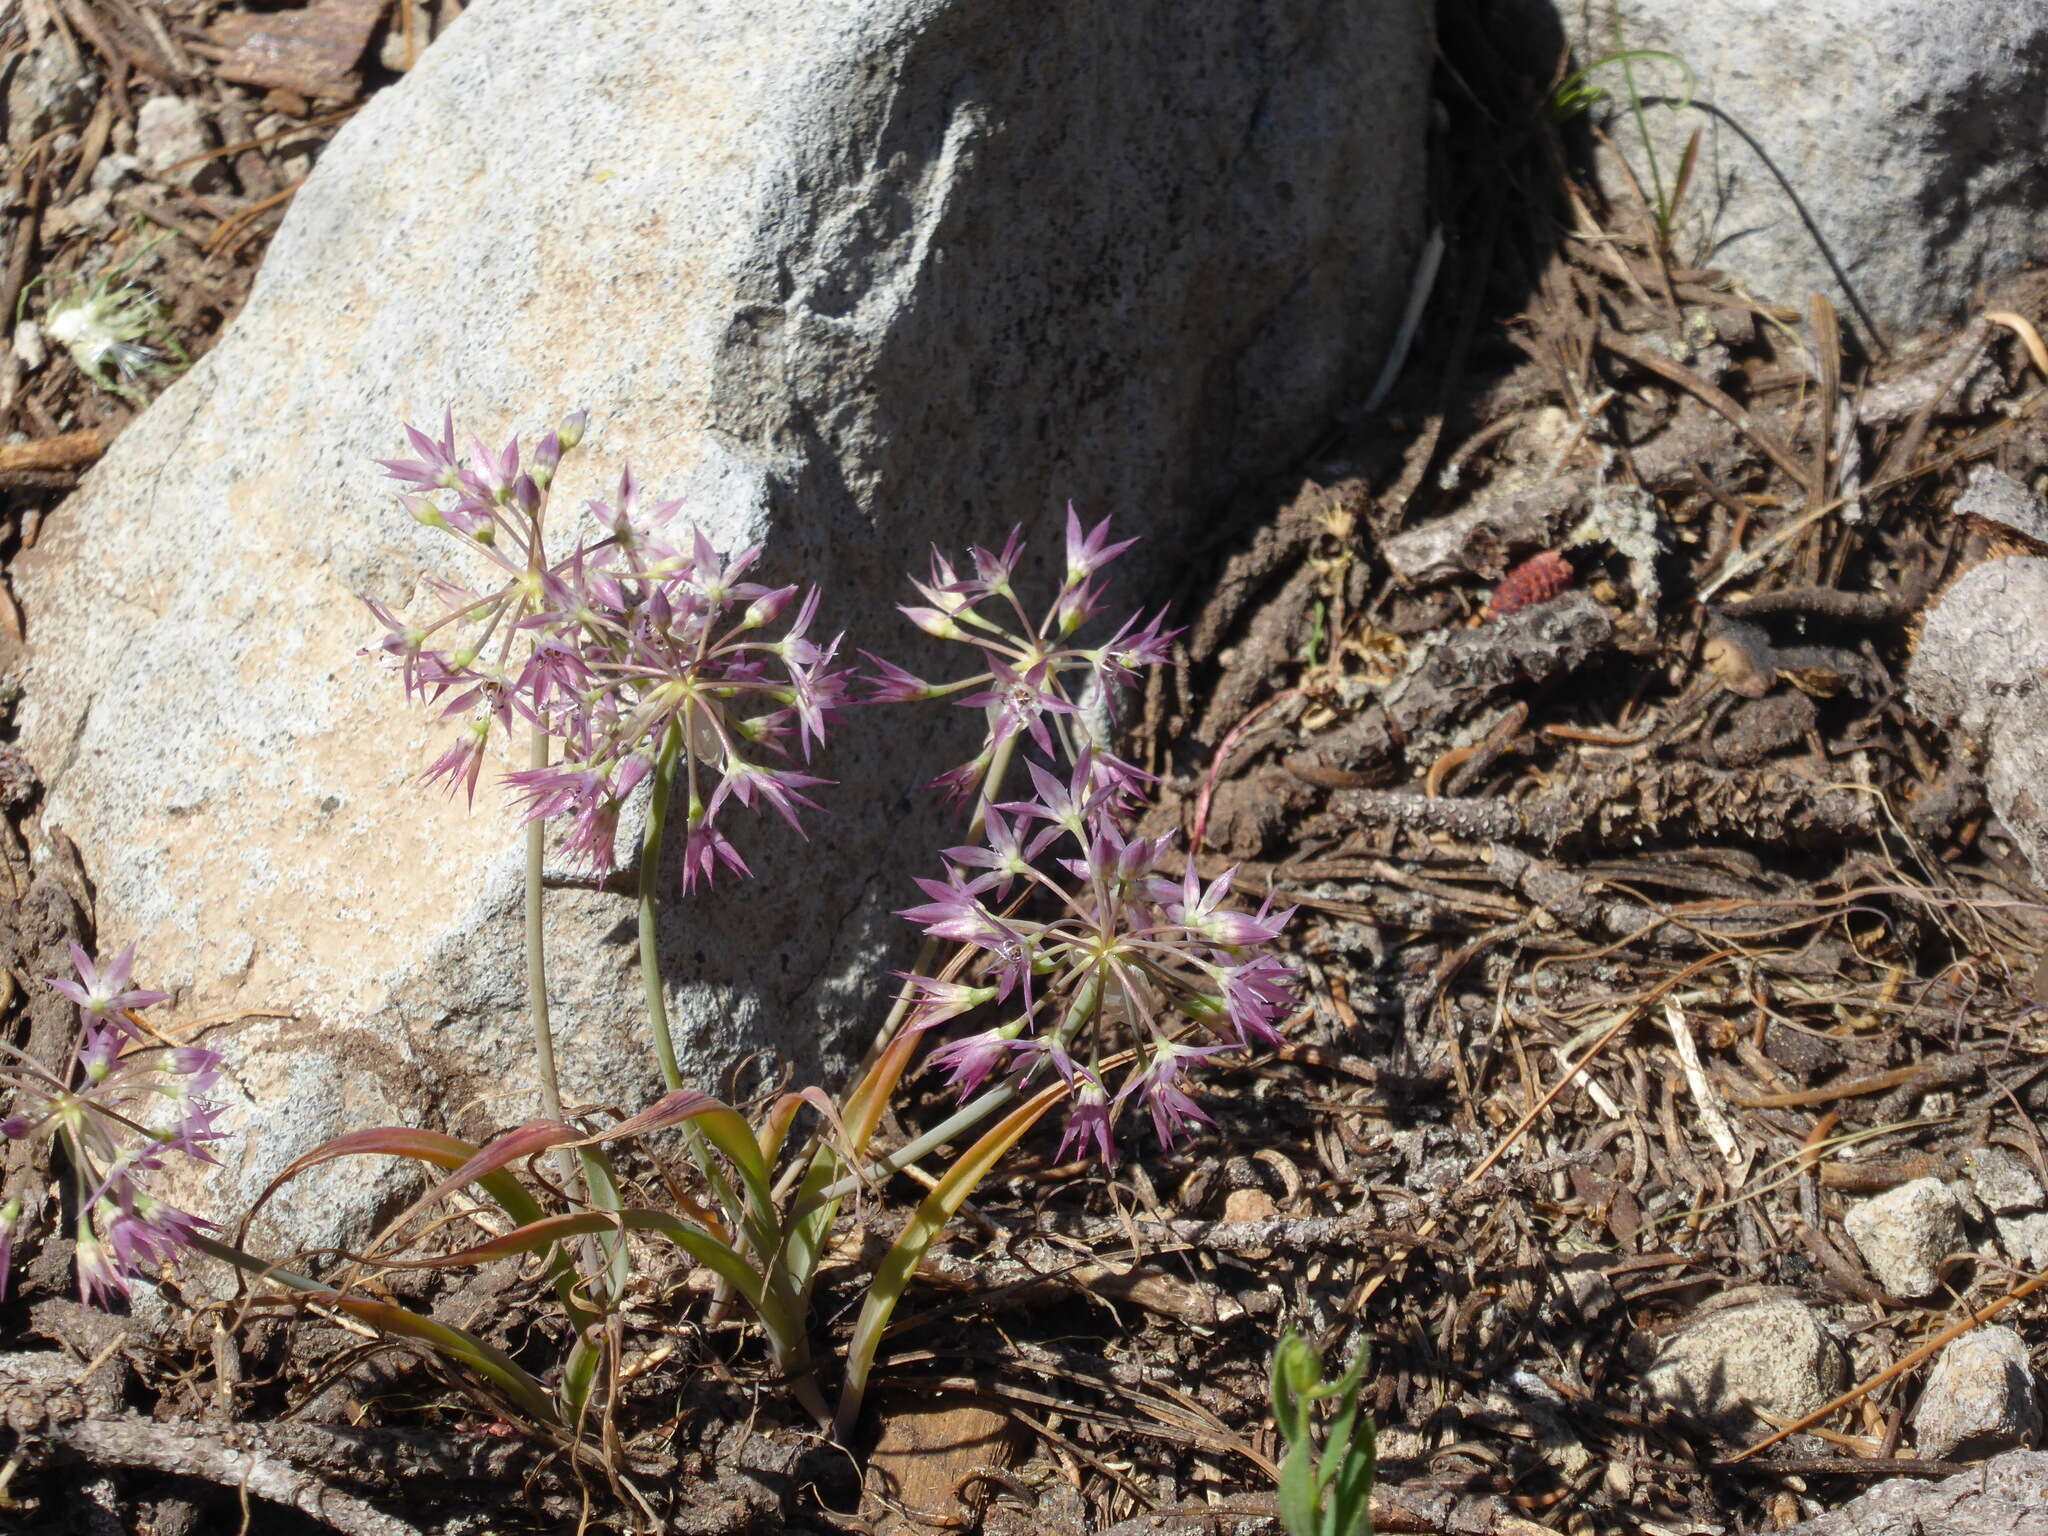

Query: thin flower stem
left=800, top=1081, right=1017, bottom=1212
left=525, top=726, right=606, bottom=1293
left=633, top=718, right=745, bottom=1312
left=639, top=722, right=685, bottom=1092
left=970, top=730, right=1019, bottom=845
left=525, top=724, right=567, bottom=1124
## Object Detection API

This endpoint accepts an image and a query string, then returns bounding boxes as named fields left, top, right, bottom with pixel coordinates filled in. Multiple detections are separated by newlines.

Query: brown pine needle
left=1728, top=1266, right=2048, bottom=1462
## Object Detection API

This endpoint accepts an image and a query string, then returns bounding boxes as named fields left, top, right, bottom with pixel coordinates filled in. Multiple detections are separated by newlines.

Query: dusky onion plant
left=0, top=411, right=1300, bottom=1447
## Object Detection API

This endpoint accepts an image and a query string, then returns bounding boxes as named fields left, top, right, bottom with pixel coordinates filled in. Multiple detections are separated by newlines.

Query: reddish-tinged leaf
left=759, top=1086, right=844, bottom=1166
left=843, top=1028, right=920, bottom=1158
left=562, top=1091, right=776, bottom=1264
left=783, top=1027, right=923, bottom=1301
left=375, top=1119, right=582, bottom=1250
left=572, top=1087, right=727, bottom=1146
left=242, top=1125, right=546, bottom=1246
left=238, top=1123, right=602, bottom=1333
left=379, top=1208, right=763, bottom=1305
left=591, top=1098, right=772, bottom=1216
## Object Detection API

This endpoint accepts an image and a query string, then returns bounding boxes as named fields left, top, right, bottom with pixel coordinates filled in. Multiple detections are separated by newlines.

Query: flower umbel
left=0, top=948, right=222, bottom=1304
left=864, top=506, right=1177, bottom=809
left=868, top=505, right=1286, bottom=1159
left=897, top=749, right=1298, bottom=1159
left=363, top=413, right=851, bottom=888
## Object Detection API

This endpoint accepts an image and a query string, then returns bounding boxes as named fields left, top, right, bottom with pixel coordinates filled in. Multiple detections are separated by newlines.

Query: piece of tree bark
left=34, top=1417, right=423, bottom=1536
left=1088, top=1483, right=1557, bottom=1536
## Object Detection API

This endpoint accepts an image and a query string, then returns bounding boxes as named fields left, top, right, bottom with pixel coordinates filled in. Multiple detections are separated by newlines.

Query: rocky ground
left=2, top=5, right=2046, bottom=1535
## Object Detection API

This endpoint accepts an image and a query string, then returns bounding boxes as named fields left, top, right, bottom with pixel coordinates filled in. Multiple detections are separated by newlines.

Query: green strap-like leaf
left=1277, top=1434, right=1320, bottom=1536
left=834, top=1080, right=1064, bottom=1441
left=191, top=1233, right=557, bottom=1425
left=787, top=1026, right=921, bottom=1302
left=379, top=1209, right=764, bottom=1312
left=1328, top=1416, right=1376, bottom=1536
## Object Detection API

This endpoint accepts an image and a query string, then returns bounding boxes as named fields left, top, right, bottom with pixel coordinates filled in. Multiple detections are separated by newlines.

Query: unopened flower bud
left=511, top=474, right=541, bottom=517
left=742, top=586, right=797, bottom=630
left=1275, top=1332, right=1324, bottom=1399
left=531, top=432, right=562, bottom=488
left=558, top=409, right=589, bottom=450
left=403, top=493, right=447, bottom=530
left=902, top=606, right=962, bottom=640
left=1055, top=586, right=1090, bottom=636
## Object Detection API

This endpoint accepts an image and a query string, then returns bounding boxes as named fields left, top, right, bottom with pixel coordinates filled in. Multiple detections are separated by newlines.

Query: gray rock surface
left=1913, top=1327, right=2042, bottom=1462
left=1779, top=1450, right=2048, bottom=1536
left=134, top=95, right=221, bottom=191
left=1968, top=1146, right=2047, bottom=1217
left=1999, top=1212, right=2048, bottom=1272
left=1640, top=1293, right=1848, bottom=1430
left=1909, top=559, right=2048, bottom=886
left=1844, top=1178, right=1968, bottom=1298
left=13, top=0, right=1428, bottom=1255
left=1954, top=466, right=2048, bottom=552
left=1569, top=1, right=2048, bottom=337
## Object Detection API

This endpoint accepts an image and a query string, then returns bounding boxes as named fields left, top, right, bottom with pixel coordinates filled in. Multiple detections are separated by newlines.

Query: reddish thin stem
left=1190, top=689, right=1302, bottom=857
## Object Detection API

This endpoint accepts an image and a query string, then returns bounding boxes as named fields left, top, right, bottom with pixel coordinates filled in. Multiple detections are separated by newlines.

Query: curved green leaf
left=1548, top=48, right=1697, bottom=121
left=833, top=1079, right=1065, bottom=1441
left=561, top=1089, right=776, bottom=1258
left=239, top=1124, right=603, bottom=1334
left=190, top=1233, right=556, bottom=1425
left=243, top=1126, right=545, bottom=1238
left=786, top=1026, right=921, bottom=1301
left=380, top=1209, right=765, bottom=1313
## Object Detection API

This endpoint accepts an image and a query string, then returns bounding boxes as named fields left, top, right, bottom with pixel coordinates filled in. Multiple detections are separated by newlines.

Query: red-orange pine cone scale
left=1486, top=550, right=1573, bottom=618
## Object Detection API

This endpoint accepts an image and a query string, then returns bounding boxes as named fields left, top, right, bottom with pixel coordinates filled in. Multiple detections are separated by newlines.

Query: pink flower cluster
left=878, top=516, right=1297, bottom=1160
left=1, top=945, right=223, bottom=1306
left=865, top=508, right=1175, bottom=809
left=366, top=412, right=849, bottom=889
left=897, top=754, right=1296, bottom=1161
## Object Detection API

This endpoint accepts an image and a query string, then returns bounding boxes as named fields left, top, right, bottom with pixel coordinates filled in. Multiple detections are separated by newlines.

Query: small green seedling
left=1548, top=7, right=1704, bottom=246
left=1272, top=1330, right=1376, bottom=1536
